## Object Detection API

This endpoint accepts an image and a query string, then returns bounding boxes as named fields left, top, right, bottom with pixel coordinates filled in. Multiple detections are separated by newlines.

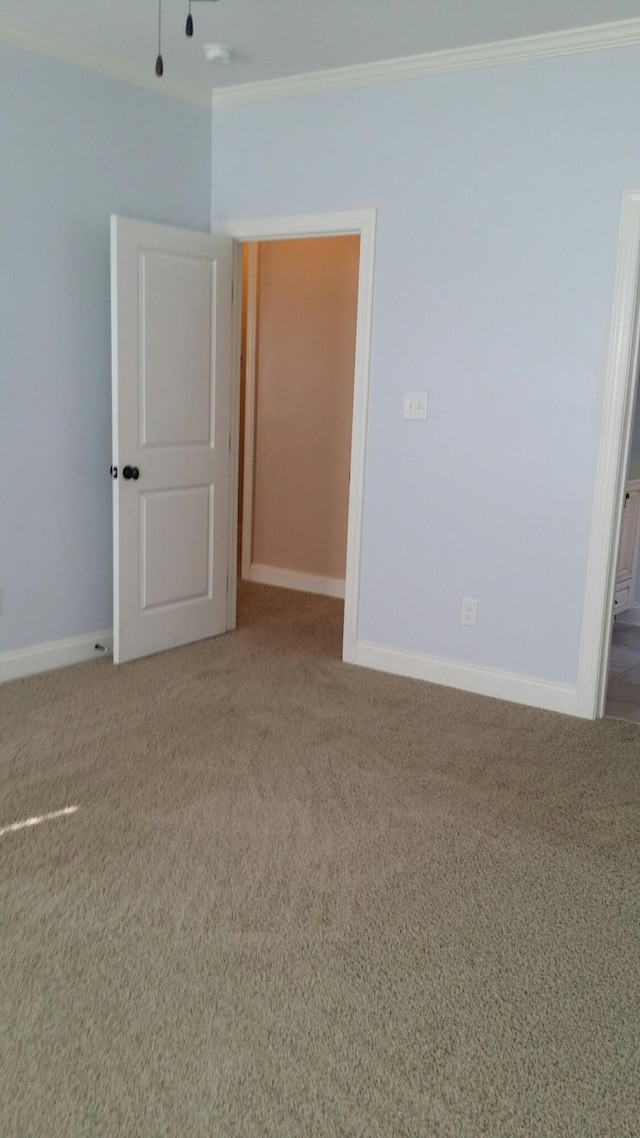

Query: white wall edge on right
left=576, top=189, right=640, bottom=719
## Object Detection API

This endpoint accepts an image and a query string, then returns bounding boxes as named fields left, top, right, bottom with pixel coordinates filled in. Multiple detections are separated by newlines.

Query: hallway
left=606, top=623, right=640, bottom=723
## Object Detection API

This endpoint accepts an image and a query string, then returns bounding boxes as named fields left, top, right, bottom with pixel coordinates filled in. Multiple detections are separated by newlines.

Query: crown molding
left=3, top=14, right=640, bottom=112
left=210, top=16, right=640, bottom=108
left=0, top=17, right=212, bottom=107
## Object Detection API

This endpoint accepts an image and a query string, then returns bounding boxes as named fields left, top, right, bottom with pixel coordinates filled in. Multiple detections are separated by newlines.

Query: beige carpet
left=1, top=582, right=639, bottom=1137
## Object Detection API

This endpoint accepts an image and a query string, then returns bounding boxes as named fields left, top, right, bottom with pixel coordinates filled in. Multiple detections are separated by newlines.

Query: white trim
left=218, top=211, right=375, bottom=243
left=0, top=630, right=113, bottom=684
left=576, top=190, right=640, bottom=719
left=4, top=15, right=640, bottom=110
left=617, top=603, right=640, bottom=627
left=248, top=565, right=345, bottom=599
left=218, top=210, right=377, bottom=668
left=3, top=13, right=637, bottom=109
left=225, top=240, right=243, bottom=633
left=0, top=17, right=211, bottom=106
left=354, top=640, right=578, bottom=717
left=343, top=212, right=376, bottom=664
left=241, top=244, right=259, bottom=581
left=210, top=18, right=640, bottom=108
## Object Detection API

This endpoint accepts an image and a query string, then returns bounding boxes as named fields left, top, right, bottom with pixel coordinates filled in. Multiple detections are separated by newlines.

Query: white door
left=110, top=216, right=233, bottom=664
left=616, top=484, right=640, bottom=585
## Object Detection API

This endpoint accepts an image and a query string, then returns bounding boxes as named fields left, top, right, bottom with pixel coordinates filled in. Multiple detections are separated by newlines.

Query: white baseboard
left=617, top=603, right=640, bottom=627
left=247, top=564, right=346, bottom=600
left=353, top=640, right=579, bottom=716
left=0, top=629, right=113, bottom=683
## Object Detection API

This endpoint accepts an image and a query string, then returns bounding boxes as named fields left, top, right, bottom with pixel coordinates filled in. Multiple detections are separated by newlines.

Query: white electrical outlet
left=403, top=392, right=428, bottom=420
left=460, top=597, right=477, bottom=626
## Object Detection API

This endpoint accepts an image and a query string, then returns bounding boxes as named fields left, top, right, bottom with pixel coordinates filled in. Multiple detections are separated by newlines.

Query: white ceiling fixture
left=204, top=43, right=232, bottom=63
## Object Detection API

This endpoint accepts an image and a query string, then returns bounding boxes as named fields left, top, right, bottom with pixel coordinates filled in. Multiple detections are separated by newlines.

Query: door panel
left=140, top=485, right=213, bottom=611
left=141, top=251, right=214, bottom=446
left=111, top=216, right=232, bottom=664
left=617, top=486, right=640, bottom=584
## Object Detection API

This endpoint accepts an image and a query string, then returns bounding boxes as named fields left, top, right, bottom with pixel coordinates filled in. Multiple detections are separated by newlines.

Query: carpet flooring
left=1, top=583, right=639, bottom=1137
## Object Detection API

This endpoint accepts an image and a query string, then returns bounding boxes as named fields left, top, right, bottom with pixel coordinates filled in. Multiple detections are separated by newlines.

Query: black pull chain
left=155, top=0, right=164, bottom=76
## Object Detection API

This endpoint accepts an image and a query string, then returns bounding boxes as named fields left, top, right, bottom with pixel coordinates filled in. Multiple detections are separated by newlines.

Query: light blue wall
left=211, top=47, right=640, bottom=685
left=0, top=44, right=212, bottom=652
left=4, top=40, right=640, bottom=682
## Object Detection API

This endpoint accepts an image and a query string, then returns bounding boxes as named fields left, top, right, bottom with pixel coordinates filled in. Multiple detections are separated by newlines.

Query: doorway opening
left=220, top=211, right=377, bottom=667
left=239, top=233, right=359, bottom=596
left=235, top=234, right=359, bottom=649
left=579, top=189, right=640, bottom=719
left=603, top=384, right=640, bottom=722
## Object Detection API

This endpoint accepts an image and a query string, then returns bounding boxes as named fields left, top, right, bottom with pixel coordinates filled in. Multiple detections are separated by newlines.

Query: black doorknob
left=122, top=465, right=140, bottom=481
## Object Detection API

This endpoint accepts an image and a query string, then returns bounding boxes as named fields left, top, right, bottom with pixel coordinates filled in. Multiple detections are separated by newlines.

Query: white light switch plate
left=403, top=392, right=428, bottom=420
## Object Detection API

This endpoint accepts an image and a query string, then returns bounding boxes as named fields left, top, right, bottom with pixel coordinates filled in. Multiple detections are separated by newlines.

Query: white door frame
left=577, top=189, right=640, bottom=718
left=240, top=242, right=259, bottom=583
left=216, top=209, right=377, bottom=665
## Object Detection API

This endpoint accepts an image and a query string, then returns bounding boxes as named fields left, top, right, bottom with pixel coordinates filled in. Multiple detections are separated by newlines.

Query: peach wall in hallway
left=250, top=235, right=360, bottom=581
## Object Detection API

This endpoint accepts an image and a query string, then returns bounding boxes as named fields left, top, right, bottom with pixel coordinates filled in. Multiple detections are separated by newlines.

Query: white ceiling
left=5, top=1, right=640, bottom=90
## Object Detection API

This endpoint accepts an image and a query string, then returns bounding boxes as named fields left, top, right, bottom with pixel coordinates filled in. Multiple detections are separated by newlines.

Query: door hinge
left=110, top=465, right=118, bottom=479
